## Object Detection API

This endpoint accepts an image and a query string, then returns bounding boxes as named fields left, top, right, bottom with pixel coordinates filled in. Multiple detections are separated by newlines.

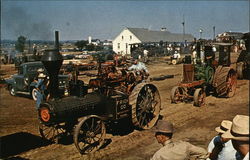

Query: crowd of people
left=150, top=115, right=249, bottom=160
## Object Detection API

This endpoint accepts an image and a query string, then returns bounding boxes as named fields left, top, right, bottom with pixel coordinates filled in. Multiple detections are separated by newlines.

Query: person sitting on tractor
left=128, top=60, right=149, bottom=80
left=171, top=51, right=181, bottom=65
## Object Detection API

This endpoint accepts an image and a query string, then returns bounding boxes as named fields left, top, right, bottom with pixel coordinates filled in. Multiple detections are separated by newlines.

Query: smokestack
left=55, top=30, right=59, bottom=51
left=41, top=31, right=63, bottom=99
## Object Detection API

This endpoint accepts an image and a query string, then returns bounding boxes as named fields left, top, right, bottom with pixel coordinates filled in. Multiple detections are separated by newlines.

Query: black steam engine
left=38, top=31, right=161, bottom=154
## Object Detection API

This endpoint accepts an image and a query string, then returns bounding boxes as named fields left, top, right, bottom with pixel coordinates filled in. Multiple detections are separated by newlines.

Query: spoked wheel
left=226, top=71, right=237, bottom=97
left=39, top=123, right=67, bottom=143
left=193, top=88, right=206, bottom=107
left=73, top=115, right=106, bottom=154
left=129, top=83, right=161, bottom=130
left=170, top=86, right=185, bottom=103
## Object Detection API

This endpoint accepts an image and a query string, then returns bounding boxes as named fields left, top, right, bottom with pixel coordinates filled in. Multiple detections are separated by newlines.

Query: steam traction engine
left=38, top=31, right=161, bottom=154
left=170, top=42, right=237, bottom=107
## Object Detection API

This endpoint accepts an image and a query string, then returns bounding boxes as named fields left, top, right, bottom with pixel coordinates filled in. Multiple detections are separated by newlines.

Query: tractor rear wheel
left=129, top=83, right=161, bottom=130
left=73, top=115, right=106, bottom=154
left=193, top=88, right=206, bottom=107
left=213, top=67, right=237, bottom=97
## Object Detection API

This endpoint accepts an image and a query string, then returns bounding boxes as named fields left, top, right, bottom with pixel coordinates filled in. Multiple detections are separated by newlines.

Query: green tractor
left=171, top=42, right=237, bottom=107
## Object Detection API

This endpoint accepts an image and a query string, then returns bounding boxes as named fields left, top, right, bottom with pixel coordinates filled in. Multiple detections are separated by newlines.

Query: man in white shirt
left=207, top=120, right=240, bottom=160
left=151, top=120, right=208, bottom=160
left=128, top=60, right=148, bottom=73
left=174, top=52, right=180, bottom=58
left=222, top=115, right=249, bottom=160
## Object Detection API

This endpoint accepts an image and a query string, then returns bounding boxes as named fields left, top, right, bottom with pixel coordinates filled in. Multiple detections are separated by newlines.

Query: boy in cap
left=151, top=120, right=208, bottom=160
left=207, top=120, right=239, bottom=160
left=222, top=115, right=249, bottom=160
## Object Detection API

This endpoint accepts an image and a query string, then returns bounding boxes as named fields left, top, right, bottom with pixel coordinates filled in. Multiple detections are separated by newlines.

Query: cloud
left=2, top=6, right=53, bottom=40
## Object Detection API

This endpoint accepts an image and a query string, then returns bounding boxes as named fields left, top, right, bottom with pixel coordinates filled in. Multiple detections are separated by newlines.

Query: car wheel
left=9, top=86, right=16, bottom=96
left=31, top=88, right=38, bottom=101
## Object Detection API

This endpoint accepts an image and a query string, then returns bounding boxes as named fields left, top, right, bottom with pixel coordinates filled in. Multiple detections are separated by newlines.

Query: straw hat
left=222, top=115, right=249, bottom=141
left=215, top=120, right=232, bottom=133
left=153, top=120, right=174, bottom=133
left=38, top=73, right=46, bottom=78
left=37, top=68, right=44, bottom=73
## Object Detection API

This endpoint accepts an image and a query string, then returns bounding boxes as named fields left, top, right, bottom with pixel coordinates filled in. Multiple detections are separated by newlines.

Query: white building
left=113, top=27, right=194, bottom=56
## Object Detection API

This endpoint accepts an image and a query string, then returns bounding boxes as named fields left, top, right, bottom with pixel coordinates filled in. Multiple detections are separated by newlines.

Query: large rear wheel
left=73, top=115, right=106, bottom=154
left=213, top=67, right=237, bottom=97
left=129, top=83, right=161, bottom=130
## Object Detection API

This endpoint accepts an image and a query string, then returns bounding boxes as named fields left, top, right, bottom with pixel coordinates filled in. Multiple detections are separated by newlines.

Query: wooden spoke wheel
left=129, top=83, right=161, bottom=130
left=73, top=115, right=106, bottom=154
left=170, top=86, right=185, bottom=103
left=226, top=71, right=237, bottom=97
left=39, top=123, right=66, bottom=143
left=193, top=88, right=206, bottom=107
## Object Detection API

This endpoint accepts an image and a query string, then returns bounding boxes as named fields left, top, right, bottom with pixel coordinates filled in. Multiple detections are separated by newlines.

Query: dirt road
left=0, top=60, right=249, bottom=160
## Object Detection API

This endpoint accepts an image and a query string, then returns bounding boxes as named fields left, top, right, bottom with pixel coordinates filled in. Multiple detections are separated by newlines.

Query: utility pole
left=213, top=26, right=216, bottom=41
left=199, top=28, right=203, bottom=39
left=182, top=15, right=185, bottom=43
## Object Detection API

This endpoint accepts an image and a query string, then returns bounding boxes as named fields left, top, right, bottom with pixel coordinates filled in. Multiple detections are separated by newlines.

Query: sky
left=1, top=0, right=249, bottom=41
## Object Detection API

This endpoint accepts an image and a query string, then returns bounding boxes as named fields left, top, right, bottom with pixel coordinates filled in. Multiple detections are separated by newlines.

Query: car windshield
left=27, top=65, right=44, bottom=73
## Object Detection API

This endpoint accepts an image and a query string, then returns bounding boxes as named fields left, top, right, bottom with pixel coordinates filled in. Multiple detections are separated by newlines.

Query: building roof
left=127, top=28, right=194, bottom=42
left=219, top=32, right=244, bottom=39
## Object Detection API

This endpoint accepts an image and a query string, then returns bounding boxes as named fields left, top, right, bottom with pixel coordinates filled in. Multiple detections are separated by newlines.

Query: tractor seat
left=182, top=64, right=194, bottom=83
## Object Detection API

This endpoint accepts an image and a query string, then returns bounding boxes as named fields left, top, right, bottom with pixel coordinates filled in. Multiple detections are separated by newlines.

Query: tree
left=75, top=40, right=88, bottom=51
left=86, top=44, right=95, bottom=51
left=15, top=36, right=27, bottom=52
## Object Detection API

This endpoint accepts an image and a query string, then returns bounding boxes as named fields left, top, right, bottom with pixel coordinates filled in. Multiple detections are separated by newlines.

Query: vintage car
left=6, top=61, right=69, bottom=100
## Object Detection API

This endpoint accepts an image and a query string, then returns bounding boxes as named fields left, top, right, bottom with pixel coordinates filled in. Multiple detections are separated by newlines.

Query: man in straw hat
left=222, top=115, right=249, bottom=160
left=207, top=120, right=240, bottom=160
left=151, top=120, right=208, bottom=160
left=34, top=68, right=49, bottom=109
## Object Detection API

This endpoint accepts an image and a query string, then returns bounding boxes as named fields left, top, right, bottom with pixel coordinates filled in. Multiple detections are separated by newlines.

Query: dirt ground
left=0, top=54, right=249, bottom=160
